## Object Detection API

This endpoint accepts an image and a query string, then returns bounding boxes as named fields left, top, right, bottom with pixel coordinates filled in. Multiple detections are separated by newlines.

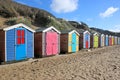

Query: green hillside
left=0, top=0, right=76, bottom=31
left=0, top=0, right=120, bottom=35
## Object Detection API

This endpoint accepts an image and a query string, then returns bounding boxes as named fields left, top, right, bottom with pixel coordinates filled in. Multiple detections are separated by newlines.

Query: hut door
left=86, top=41, right=88, bottom=48
left=102, top=36, right=104, bottom=46
left=106, top=37, right=108, bottom=46
left=101, top=36, right=103, bottom=46
left=52, top=32, right=58, bottom=55
left=110, top=38, right=112, bottom=46
left=68, top=34, right=72, bottom=52
left=46, top=32, right=52, bottom=55
left=16, top=29, right=26, bottom=60
left=85, top=34, right=89, bottom=49
left=110, top=38, right=111, bottom=46
left=94, top=35, right=98, bottom=48
left=72, top=33, right=76, bottom=52
left=46, top=32, right=58, bottom=55
left=109, top=37, right=111, bottom=46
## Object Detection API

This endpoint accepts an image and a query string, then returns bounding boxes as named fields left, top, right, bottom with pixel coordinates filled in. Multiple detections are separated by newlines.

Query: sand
left=0, top=45, right=120, bottom=80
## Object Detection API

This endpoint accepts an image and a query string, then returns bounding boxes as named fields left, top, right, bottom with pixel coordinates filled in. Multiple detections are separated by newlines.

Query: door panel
left=72, top=33, right=76, bottom=52
left=106, top=37, right=108, bottom=46
left=46, top=32, right=52, bottom=56
left=93, top=36, right=96, bottom=47
left=94, top=35, right=98, bottom=48
left=102, top=37, right=103, bottom=46
left=110, top=38, right=112, bottom=46
left=109, top=38, right=110, bottom=45
left=46, top=32, right=58, bottom=55
left=101, top=36, right=104, bottom=46
left=86, top=41, right=88, bottom=49
left=52, top=32, right=58, bottom=55
left=68, top=34, right=72, bottom=52
left=85, top=34, right=89, bottom=48
left=112, top=37, right=113, bottom=45
left=96, top=36, right=98, bottom=47
left=76, top=35, right=79, bottom=51
left=16, top=29, right=26, bottom=60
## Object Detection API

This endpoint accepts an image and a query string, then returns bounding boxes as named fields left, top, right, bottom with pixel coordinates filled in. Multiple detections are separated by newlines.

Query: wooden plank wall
left=79, top=33, right=83, bottom=49
left=34, top=32, right=42, bottom=57
left=60, top=34, right=68, bottom=53
left=0, top=30, right=5, bottom=62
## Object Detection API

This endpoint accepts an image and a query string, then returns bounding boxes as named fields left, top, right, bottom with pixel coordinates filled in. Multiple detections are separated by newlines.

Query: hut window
left=17, top=30, right=25, bottom=44
left=17, top=30, right=21, bottom=44
left=21, top=30, right=25, bottom=44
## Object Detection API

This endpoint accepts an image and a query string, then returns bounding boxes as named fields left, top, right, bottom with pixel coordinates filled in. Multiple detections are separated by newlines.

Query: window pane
left=17, top=38, right=21, bottom=44
left=17, top=30, right=21, bottom=37
left=21, top=38, right=25, bottom=44
left=21, top=30, right=25, bottom=37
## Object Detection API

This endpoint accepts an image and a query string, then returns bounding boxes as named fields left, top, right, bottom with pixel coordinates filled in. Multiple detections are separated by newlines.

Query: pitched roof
left=61, top=30, right=73, bottom=34
left=3, top=23, right=35, bottom=32
left=76, top=29, right=85, bottom=33
left=61, top=30, right=80, bottom=36
left=36, top=26, right=61, bottom=34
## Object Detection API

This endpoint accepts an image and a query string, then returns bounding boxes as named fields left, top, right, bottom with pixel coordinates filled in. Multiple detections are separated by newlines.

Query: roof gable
left=93, top=32, right=99, bottom=36
left=105, top=35, right=108, bottom=37
left=43, top=26, right=61, bottom=34
left=3, top=23, right=35, bottom=32
left=109, top=35, right=112, bottom=37
left=69, top=30, right=80, bottom=36
left=83, top=30, right=90, bottom=34
left=101, top=34, right=104, bottom=36
left=36, top=26, right=61, bottom=34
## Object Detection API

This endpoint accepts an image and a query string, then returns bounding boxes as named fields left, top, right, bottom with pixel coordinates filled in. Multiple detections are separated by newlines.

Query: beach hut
left=60, top=30, right=79, bottom=53
left=114, top=36, right=118, bottom=45
left=109, top=35, right=112, bottom=46
left=90, top=32, right=99, bottom=48
left=99, top=34, right=105, bottom=47
left=112, top=36, right=114, bottom=45
left=105, top=35, right=109, bottom=46
left=34, top=26, right=61, bottom=57
left=118, top=37, right=120, bottom=45
left=0, top=23, right=35, bottom=62
left=78, top=30, right=90, bottom=49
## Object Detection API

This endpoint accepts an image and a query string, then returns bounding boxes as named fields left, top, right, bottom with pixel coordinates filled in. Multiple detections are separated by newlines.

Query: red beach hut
left=109, top=35, right=112, bottom=46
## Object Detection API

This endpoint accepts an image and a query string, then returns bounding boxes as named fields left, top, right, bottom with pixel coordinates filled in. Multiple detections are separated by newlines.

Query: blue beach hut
left=118, top=37, right=120, bottom=45
left=78, top=29, right=90, bottom=49
left=99, top=34, right=105, bottom=47
left=114, top=36, right=118, bottom=45
left=105, top=35, right=109, bottom=46
left=0, top=23, right=35, bottom=62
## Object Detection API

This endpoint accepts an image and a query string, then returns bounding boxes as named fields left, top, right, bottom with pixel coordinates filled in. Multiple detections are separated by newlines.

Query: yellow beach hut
left=60, top=30, right=80, bottom=53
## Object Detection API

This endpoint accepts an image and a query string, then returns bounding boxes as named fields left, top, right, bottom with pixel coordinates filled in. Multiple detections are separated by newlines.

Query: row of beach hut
left=0, top=23, right=120, bottom=62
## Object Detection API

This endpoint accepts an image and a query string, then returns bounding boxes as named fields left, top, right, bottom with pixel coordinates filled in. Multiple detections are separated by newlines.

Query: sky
left=14, top=0, right=120, bottom=32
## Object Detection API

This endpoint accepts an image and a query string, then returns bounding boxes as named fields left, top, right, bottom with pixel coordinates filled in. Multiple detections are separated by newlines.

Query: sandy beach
left=0, top=45, right=120, bottom=80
